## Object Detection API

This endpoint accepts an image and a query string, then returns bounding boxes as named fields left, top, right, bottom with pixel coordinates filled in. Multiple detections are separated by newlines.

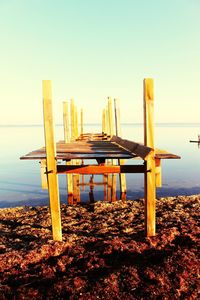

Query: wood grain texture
left=143, top=78, right=156, bottom=237
left=43, top=80, right=62, bottom=241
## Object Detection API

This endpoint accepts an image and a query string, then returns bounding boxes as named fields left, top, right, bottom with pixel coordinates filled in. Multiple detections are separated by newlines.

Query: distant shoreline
left=1, top=122, right=200, bottom=127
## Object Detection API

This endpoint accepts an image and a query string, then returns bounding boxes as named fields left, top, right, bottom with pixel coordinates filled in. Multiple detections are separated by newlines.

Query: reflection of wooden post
left=43, top=80, right=62, bottom=241
left=114, top=98, right=127, bottom=200
left=40, top=159, right=48, bottom=189
left=144, top=78, right=156, bottom=237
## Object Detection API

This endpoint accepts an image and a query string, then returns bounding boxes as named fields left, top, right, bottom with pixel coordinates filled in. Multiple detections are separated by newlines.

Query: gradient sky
left=0, top=0, right=200, bottom=125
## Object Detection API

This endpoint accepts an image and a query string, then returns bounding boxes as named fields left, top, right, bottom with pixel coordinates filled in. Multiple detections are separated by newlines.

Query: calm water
left=0, top=124, right=200, bottom=208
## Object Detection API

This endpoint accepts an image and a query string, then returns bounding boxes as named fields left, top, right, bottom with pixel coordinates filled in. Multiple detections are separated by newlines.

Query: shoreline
left=1, top=190, right=200, bottom=209
left=0, top=194, right=199, bottom=298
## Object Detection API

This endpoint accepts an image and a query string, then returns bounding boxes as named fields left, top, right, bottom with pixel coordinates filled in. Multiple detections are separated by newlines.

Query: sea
left=1, top=123, right=200, bottom=208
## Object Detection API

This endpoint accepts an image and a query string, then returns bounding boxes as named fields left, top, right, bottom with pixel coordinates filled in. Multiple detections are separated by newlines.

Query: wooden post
left=42, top=80, right=62, bottom=241
left=75, top=105, right=79, bottom=139
left=143, top=78, right=156, bottom=237
left=63, top=101, right=70, bottom=143
left=155, top=158, right=162, bottom=187
left=80, top=108, right=83, bottom=136
left=70, top=99, right=75, bottom=141
left=102, top=109, right=106, bottom=134
left=108, top=97, right=114, bottom=137
left=63, top=101, right=73, bottom=203
left=114, top=98, right=127, bottom=200
left=40, top=159, right=48, bottom=189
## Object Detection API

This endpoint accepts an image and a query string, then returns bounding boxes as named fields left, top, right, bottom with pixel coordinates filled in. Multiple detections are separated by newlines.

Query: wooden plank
left=43, top=80, right=62, bottom=241
left=111, top=135, right=152, bottom=159
left=57, top=164, right=145, bottom=174
left=143, top=78, right=156, bottom=237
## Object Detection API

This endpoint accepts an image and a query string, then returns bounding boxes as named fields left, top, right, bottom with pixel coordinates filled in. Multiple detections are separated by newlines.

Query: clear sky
left=0, top=0, right=200, bottom=125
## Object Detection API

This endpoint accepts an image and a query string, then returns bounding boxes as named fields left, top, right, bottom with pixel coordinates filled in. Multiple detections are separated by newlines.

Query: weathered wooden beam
left=143, top=78, right=156, bottom=237
left=57, top=164, right=145, bottom=174
left=43, top=80, right=62, bottom=241
left=111, top=135, right=152, bottom=160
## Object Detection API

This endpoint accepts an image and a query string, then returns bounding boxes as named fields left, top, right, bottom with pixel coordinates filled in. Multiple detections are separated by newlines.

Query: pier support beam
left=144, top=78, right=156, bottom=237
left=43, top=80, right=62, bottom=241
left=114, top=98, right=127, bottom=200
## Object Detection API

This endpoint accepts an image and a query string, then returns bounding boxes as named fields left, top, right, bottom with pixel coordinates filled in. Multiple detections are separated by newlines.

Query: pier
left=20, top=79, right=180, bottom=241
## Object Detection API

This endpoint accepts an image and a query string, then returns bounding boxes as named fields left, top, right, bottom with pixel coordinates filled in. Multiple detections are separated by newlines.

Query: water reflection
left=0, top=124, right=200, bottom=207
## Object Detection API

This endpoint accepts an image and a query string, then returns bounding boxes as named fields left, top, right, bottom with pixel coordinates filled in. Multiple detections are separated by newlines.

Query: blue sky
left=0, top=0, right=200, bottom=124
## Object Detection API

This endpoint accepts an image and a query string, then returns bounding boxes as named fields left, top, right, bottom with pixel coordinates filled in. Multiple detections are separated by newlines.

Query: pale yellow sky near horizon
left=0, top=0, right=200, bottom=125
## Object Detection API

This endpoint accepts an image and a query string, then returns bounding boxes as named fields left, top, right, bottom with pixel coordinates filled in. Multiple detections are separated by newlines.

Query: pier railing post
left=43, top=80, right=62, bottom=241
left=143, top=78, right=156, bottom=237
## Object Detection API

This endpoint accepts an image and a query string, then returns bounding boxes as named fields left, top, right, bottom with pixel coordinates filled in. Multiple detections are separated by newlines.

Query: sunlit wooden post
left=114, top=98, right=127, bottom=200
left=63, top=101, right=73, bottom=204
left=81, top=108, right=83, bottom=136
left=102, top=109, right=106, bottom=134
left=70, top=99, right=75, bottom=141
left=40, top=159, right=48, bottom=189
left=108, top=97, right=117, bottom=201
left=108, top=97, right=114, bottom=137
left=75, top=105, right=79, bottom=139
left=155, top=158, right=162, bottom=187
left=63, top=101, right=70, bottom=143
left=144, top=78, right=156, bottom=237
left=43, top=80, right=62, bottom=241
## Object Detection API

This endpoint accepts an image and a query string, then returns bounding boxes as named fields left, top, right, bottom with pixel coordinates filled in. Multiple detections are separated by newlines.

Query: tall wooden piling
left=81, top=108, right=83, bottom=136
left=114, top=98, right=127, bottom=200
left=143, top=78, right=156, bottom=237
left=40, top=159, right=48, bottom=189
left=63, top=101, right=73, bottom=203
left=108, top=97, right=114, bottom=137
left=70, top=99, right=76, bottom=141
left=63, top=101, right=70, bottom=143
left=43, top=80, right=62, bottom=241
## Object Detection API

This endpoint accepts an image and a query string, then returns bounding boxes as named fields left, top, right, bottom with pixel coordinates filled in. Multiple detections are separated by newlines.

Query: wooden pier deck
left=20, top=79, right=180, bottom=241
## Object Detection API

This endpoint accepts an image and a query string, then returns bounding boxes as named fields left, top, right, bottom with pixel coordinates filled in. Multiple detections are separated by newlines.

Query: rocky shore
left=0, top=195, right=199, bottom=299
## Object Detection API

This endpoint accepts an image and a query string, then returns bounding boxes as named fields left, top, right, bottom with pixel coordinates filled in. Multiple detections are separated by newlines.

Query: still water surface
left=0, top=124, right=200, bottom=207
